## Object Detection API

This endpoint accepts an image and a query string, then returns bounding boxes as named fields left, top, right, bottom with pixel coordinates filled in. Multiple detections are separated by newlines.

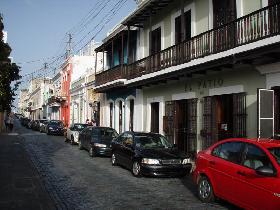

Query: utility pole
left=66, top=33, right=72, bottom=58
left=43, top=62, right=48, bottom=79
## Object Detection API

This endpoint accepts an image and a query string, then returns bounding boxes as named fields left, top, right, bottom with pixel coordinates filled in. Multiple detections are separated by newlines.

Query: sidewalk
left=0, top=122, right=56, bottom=210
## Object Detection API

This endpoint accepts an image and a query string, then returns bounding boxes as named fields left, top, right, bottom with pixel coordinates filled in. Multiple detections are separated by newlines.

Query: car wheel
left=78, top=141, right=83, bottom=150
left=198, top=176, right=215, bottom=203
left=70, top=136, right=74, bottom=145
left=89, top=147, right=96, bottom=157
left=111, top=153, right=117, bottom=166
left=132, top=161, right=142, bottom=177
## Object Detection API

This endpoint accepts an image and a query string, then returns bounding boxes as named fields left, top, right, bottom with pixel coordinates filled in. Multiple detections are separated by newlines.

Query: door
left=79, top=128, right=88, bottom=147
left=273, top=87, right=280, bottom=137
left=129, top=99, right=134, bottom=131
left=110, top=102, right=113, bottom=128
left=213, top=0, right=236, bottom=51
left=213, top=0, right=236, bottom=27
left=237, top=143, right=280, bottom=210
left=258, top=89, right=274, bottom=138
left=119, top=101, right=123, bottom=134
left=85, top=127, right=93, bottom=150
left=202, top=93, right=246, bottom=149
left=175, top=99, right=198, bottom=156
left=151, top=102, right=160, bottom=133
left=121, top=133, right=135, bottom=168
left=175, top=10, right=192, bottom=44
left=210, top=141, right=245, bottom=204
left=150, top=27, right=161, bottom=70
left=164, top=101, right=175, bottom=143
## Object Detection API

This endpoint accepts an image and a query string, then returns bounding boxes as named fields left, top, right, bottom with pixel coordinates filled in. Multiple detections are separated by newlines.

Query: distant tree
left=0, top=14, right=21, bottom=112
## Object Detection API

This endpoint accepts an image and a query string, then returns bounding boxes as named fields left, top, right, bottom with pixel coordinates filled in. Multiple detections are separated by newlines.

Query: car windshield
left=268, top=147, right=280, bottom=166
left=39, top=120, right=46, bottom=123
left=73, top=124, right=87, bottom=131
left=135, top=134, right=172, bottom=149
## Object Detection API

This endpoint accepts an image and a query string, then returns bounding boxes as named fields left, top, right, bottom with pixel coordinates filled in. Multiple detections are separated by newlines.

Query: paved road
left=16, top=121, right=241, bottom=210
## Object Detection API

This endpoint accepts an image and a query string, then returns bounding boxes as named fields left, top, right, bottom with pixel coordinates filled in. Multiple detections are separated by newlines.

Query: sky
left=1, top=0, right=137, bottom=89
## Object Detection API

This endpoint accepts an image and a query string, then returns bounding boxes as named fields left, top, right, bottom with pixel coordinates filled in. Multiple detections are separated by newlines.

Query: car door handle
left=209, top=161, right=215, bottom=165
left=237, top=171, right=246, bottom=176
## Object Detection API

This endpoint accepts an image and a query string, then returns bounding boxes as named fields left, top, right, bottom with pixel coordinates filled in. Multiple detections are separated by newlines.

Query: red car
left=193, top=138, right=280, bottom=210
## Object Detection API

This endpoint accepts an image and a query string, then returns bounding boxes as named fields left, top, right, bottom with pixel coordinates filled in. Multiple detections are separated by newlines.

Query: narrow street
left=11, top=120, right=239, bottom=210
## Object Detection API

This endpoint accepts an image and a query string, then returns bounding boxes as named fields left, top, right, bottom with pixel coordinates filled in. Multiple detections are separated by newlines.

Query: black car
left=78, top=127, right=118, bottom=157
left=111, top=131, right=192, bottom=177
left=46, top=120, right=64, bottom=135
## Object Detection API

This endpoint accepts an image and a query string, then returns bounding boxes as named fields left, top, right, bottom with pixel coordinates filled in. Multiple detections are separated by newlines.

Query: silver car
left=65, top=123, right=88, bottom=144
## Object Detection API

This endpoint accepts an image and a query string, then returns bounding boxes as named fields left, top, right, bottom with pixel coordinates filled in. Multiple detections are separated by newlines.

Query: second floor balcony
left=95, top=2, right=280, bottom=91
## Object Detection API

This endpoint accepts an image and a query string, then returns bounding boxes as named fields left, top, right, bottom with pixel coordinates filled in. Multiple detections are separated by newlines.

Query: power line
left=73, top=0, right=127, bottom=54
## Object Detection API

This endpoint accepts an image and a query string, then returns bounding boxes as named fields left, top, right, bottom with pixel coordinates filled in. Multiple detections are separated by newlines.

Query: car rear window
left=268, top=147, right=280, bottom=166
left=73, top=124, right=87, bottom=131
left=97, top=128, right=118, bottom=138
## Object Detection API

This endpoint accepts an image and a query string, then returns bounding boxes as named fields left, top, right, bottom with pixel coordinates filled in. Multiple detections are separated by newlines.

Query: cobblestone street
left=5, top=121, right=240, bottom=210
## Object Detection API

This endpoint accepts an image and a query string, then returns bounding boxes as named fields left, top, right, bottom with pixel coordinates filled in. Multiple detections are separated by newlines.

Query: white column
left=135, top=89, right=144, bottom=131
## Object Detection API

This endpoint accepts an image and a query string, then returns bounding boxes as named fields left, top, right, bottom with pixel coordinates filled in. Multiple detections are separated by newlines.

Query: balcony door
left=151, top=27, right=161, bottom=54
left=175, top=10, right=192, bottom=44
left=213, top=0, right=236, bottom=27
left=150, top=27, right=161, bottom=71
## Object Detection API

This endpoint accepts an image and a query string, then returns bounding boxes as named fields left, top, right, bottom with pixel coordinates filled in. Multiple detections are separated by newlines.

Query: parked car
left=65, top=123, right=88, bottom=144
left=39, top=120, right=49, bottom=133
left=193, top=138, right=280, bottom=210
left=20, top=117, right=30, bottom=127
left=111, top=131, right=192, bottom=177
left=33, top=119, right=47, bottom=131
left=46, top=120, right=64, bottom=135
left=27, top=120, right=36, bottom=129
left=78, top=127, right=118, bottom=157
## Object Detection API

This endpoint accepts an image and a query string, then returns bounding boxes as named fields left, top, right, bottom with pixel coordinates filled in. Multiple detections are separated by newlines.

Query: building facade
left=95, top=0, right=280, bottom=156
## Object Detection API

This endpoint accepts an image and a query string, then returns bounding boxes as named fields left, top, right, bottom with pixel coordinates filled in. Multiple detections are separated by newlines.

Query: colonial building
left=18, top=89, right=28, bottom=116
left=95, top=0, right=280, bottom=157
left=48, top=71, right=62, bottom=121
left=69, top=41, right=103, bottom=125
left=26, top=78, right=51, bottom=120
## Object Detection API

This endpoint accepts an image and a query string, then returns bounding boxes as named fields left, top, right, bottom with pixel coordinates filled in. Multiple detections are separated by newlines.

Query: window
left=269, top=147, right=280, bottom=166
left=243, top=144, right=274, bottom=170
left=118, top=133, right=133, bottom=146
left=212, top=142, right=243, bottom=164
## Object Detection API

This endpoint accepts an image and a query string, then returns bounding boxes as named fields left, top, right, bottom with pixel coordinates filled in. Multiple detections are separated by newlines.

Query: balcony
left=95, top=3, right=280, bottom=89
left=95, top=65, right=127, bottom=87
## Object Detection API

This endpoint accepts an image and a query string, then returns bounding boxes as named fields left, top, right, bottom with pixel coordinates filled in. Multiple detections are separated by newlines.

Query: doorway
left=129, top=99, right=134, bottom=131
left=213, top=0, right=236, bottom=27
left=175, top=10, right=192, bottom=44
left=151, top=102, right=160, bottom=133
left=109, top=102, right=113, bottom=128
left=202, top=93, right=246, bottom=149
left=164, top=99, right=198, bottom=157
left=119, top=101, right=123, bottom=134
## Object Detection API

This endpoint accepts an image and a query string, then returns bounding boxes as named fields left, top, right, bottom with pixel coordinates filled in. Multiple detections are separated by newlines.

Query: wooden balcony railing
left=96, top=3, right=280, bottom=86
left=95, top=65, right=127, bottom=86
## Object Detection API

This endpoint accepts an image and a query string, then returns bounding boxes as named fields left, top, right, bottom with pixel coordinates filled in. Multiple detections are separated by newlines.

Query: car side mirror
left=255, top=166, right=276, bottom=177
